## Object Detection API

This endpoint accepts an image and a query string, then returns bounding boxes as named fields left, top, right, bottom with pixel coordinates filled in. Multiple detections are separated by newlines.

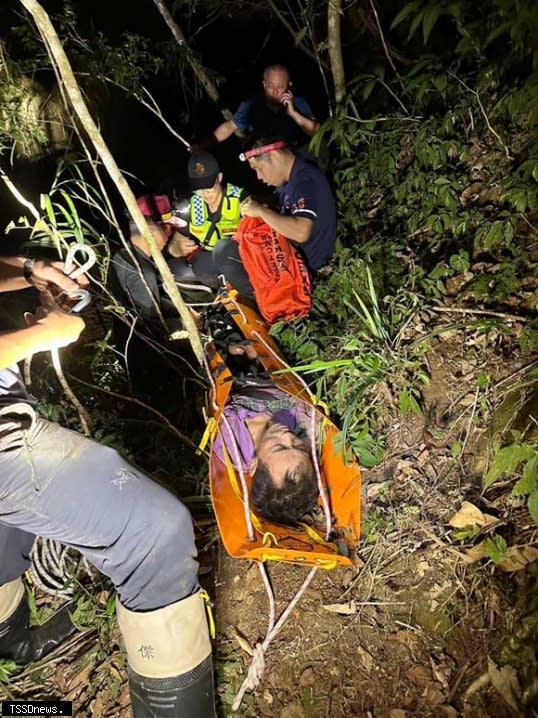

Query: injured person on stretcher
left=205, top=296, right=361, bottom=567
left=210, top=340, right=319, bottom=525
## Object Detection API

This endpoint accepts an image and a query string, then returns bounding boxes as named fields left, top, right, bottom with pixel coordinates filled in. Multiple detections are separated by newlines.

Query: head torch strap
left=239, top=140, right=287, bottom=162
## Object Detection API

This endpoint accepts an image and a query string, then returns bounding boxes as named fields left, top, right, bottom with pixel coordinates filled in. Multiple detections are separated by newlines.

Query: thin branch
left=68, top=372, right=201, bottom=453
left=51, top=348, right=92, bottom=435
left=104, top=79, right=190, bottom=149
left=139, top=86, right=190, bottom=147
left=368, top=0, right=405, bottom=91
left=20, top=0, right=206, bottom=367
left=151, top=0, right=234, bottom=124
left=448, top=71, right=512, bottom=160
left=430, top=306, right=529, bottom=322
left=266, top=0, right=318, bottom=63
left=377, top=76, right=409, bottom=115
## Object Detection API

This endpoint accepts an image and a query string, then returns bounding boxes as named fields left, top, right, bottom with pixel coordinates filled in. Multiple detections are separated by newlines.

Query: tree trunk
left=19, top=0, right=205, bottom=366
left=328, top=0, right=346, bottom=104
left=152, top=0, right=235, bottom=124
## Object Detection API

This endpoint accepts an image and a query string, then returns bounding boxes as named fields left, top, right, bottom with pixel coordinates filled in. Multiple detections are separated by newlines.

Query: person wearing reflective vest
left=168, top=151, right=248, bottom=289
left=189, top=182, right=243, bottom=250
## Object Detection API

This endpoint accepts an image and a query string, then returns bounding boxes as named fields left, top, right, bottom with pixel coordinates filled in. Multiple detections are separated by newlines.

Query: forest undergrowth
left=0, top=0, right=537, bottom=716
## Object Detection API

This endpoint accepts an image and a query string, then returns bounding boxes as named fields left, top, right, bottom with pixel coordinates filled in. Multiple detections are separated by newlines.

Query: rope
left=232, top=564, right=318, bottom=711
left=29, top=538, right=91, bottom=599
left=310, top=406, right=332, bottom=541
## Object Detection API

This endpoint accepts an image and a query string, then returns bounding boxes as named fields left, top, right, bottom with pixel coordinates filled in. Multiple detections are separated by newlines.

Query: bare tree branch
left=368, top=0, right=405, bottom=91
left=328, top=0, right=346, bottom=104
left=266, top=0, right=318, bottom=63
left=448, top=71, right=512, bottom=160
left=20, top=0, right=206, bottom=367
left=152, top=0, right=234, bottom=125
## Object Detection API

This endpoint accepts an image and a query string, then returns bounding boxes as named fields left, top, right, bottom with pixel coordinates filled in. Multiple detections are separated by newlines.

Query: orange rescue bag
left=233, top=216, right=312, bottom=324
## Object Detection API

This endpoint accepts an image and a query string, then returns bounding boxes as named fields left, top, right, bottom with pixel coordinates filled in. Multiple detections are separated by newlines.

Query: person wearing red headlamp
left=198, top=138, right=337, bottom=307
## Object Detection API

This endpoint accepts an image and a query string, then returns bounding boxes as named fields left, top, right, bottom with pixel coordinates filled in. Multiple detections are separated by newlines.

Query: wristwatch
left=23, top=257, right=36, bottom=285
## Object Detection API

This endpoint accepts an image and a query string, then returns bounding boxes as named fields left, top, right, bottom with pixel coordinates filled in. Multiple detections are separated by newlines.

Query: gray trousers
left=169, top=239, right=255, bottom=299
left=0, top=407, right=198, bottom=611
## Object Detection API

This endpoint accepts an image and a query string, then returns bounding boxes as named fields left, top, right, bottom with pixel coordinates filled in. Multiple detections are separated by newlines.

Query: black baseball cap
left=188, top=152, right=220, bottom=191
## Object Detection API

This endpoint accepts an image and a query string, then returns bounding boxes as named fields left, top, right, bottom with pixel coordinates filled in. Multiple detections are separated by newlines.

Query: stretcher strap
left=199, top=589, right=216, bottom=639
left=197, top=417, right=218, bottom=454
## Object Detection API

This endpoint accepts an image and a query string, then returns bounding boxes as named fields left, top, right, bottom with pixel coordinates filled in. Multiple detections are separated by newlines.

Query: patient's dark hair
left=252, top=456, right=318, bottom=524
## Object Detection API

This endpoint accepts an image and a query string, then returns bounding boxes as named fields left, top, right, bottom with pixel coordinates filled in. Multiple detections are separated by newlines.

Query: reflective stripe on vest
left=190, top=184, right=242, bottom=250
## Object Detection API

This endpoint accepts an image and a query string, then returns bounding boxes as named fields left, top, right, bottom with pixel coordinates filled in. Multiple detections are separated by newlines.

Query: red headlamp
left=239, top=141, right=287, bottom=162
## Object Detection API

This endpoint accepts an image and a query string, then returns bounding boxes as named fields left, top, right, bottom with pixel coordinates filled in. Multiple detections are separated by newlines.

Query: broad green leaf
left=484, top=534, right=507, bottom=564
left=422, top=4, right=442, bottom=44
left=41, top=194, right=57, bottom=228
left=0, top=660, right=19, bottom=683
left=390, top=0, right=421, bottom=30
left=362, top=79, right=377, bottom=100
left=483, top=21, right=511, bottom=49
left=528, top=490, right=538, bottom=525
left=512, top=455, right=538, bottom=497
left=483, top=445, right=537, bottom=490
left=60, top=190, right=83, bottom=234
left=408, top=8, right=425, bottom=40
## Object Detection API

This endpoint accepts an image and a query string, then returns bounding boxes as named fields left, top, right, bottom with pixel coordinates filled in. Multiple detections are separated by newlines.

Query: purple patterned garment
left=212, top=386, right=313, bottom=471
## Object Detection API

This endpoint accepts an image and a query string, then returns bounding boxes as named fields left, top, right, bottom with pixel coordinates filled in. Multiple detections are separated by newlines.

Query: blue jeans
left=0, top=405, right=198, bottom=611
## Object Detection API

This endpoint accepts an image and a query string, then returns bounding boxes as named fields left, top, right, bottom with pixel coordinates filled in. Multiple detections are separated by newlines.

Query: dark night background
left=0, top=0, right=335, bottom=238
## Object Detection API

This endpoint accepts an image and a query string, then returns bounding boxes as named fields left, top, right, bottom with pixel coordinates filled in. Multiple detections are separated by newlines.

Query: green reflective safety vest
left=190, top=183, right=243, bottom=250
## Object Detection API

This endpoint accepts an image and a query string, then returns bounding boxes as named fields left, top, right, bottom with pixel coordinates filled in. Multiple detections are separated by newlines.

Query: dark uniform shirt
left=275, top=155, right=337, bottom=271
left=233, top=94, right=315, bottom=149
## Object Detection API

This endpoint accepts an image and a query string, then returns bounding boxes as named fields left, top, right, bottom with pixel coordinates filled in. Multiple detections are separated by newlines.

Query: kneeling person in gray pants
left=0, top=256, right=216, bottom=718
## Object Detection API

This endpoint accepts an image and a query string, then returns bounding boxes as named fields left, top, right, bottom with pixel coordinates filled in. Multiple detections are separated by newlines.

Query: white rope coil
left=30, top=537, right=91, bottom=599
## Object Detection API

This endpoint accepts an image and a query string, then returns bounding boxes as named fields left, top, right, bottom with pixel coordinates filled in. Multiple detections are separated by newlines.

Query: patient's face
left=255, top=420, right=311, bottom=488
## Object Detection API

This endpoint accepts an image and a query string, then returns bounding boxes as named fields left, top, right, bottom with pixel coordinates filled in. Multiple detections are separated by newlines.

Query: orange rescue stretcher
left=202, top=293, right=362, bottom=570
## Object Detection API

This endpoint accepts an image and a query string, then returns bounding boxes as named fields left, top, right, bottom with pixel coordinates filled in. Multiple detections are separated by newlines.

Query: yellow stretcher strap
left=311, top=395, right=330, bottom=415
left=262, top=532, right=279, bottom=547
left=197, top=417, right=218, bottom=455
left=199, top=589, right=216, bottom=639
left=298, top=523, right=339, bottom=553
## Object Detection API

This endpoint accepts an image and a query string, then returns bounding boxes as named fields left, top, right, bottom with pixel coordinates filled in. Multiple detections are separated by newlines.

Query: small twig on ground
left=447, top=659, right=472, bottom=703
left=418, top=527, right=472, bottom=562
left=430, top=305, right=528, bottom=322
left=463, top=671, right=491, bottom=700
left=460, top=386, right=479, bottom=459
